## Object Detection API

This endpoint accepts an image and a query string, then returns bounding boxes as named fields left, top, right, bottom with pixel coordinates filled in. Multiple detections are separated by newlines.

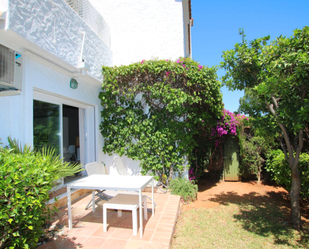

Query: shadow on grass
left=208, top=191, right=309, bottom=248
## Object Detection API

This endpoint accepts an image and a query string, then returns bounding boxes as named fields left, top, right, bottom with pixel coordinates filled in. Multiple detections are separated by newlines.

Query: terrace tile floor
left=38, top=190, right=180, bottom=249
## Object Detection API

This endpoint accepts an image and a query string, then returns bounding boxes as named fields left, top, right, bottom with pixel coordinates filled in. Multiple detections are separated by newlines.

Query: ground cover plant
left=169, top=177, right=198, bottom=203
left=0, top=138, right=81, bottom=249
left=99, top=58, right=223, bottom=182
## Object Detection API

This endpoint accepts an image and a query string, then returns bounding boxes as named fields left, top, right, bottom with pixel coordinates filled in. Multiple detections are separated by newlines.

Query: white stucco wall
left=0, top=0, right=8, bottom=12
left=7, top=0, right=112, bottom=79
left=88, top=0, right=185, bottom=66
left=0, top=94, right=24, bottom=145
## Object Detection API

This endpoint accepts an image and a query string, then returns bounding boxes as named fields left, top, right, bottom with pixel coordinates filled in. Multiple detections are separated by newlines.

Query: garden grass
left=171, top=200, right=309, bottom=249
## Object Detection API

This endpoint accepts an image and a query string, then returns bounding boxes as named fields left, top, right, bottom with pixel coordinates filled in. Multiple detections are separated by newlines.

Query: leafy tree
left=221, top=27, right=309, bottom=229
left=99, top=58, right=223, bottom=182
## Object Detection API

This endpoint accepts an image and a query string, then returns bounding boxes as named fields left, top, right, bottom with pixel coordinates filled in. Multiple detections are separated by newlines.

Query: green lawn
left=171, top=200, right=309, bottom=249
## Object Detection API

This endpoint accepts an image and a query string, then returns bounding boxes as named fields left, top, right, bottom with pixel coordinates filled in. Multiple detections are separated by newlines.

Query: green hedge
left=0, top=141, right=80, bottom=248
left=266, top=149, right=309, bottom=200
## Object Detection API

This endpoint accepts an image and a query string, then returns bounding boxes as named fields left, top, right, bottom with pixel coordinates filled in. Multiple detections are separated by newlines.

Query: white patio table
left=67, top=174, right=154, bottom=238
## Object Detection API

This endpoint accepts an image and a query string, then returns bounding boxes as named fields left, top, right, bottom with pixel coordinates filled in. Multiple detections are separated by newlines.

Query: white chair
left=103, top=193, right=148, bottom=236
left=85, top=161, right=107, bottom=175
left=85, top=162, right=109, bottom=209
left=112, top=157, right=167, bottom=209
left=68, top=145, right=76, bottom=161
left=63, top=147, right=72, bottom=162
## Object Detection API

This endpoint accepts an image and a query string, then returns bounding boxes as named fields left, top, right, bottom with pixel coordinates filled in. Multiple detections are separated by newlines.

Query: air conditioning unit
left=0, top=44, right=22, bottom=96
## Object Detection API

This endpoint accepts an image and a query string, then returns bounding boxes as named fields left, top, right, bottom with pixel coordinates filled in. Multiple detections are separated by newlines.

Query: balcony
left=65, top=0, right=111, bottom=48
left=1, top=0, right=112, bottom=80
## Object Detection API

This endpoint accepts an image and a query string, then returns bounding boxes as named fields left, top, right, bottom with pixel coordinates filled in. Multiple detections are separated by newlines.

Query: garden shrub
left=0, top=138, right=81, bottom=248
left=169, top=177, right=198, bottom=202
left=266, top=149, right=309, bottom=200
left=238, top=134, right=269, bottom=184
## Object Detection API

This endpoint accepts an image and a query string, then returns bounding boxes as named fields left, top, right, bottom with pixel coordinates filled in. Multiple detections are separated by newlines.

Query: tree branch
left=278, top=136, right=289, bottom=162
left=267, top=96, right=294, bottom=165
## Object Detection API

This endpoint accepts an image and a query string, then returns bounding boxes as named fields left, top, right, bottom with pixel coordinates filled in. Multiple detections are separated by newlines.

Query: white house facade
left=0, top=0, right=192, bottom=182
left=88, top=0, right=192, bottom=66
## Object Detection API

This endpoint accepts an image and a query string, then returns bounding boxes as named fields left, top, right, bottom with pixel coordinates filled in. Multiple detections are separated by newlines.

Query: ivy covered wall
left=99, top=58, right=223, bottom=181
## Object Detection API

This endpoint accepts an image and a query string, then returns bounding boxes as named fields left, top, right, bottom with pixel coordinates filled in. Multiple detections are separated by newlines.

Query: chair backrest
left=68, top=145, right=75, bottom=154
left=114, top=156, right=130, bottom=175
left=85, top=162, right=106, bottom=176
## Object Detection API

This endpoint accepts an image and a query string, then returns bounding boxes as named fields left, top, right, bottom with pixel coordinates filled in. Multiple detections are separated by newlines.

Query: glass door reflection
left=33, top=100, right=60, bottom=154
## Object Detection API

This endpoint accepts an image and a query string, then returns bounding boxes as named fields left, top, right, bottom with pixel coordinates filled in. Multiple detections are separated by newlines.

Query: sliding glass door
left=33, top=99, right=83, bottom=186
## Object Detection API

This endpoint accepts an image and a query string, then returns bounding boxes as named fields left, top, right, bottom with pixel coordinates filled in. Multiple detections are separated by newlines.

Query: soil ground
left=181, top=178, right=309, bottom=225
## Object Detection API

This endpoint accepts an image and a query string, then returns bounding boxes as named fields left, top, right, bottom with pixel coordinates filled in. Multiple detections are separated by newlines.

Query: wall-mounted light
left=70, top=78, right=78, bottom=89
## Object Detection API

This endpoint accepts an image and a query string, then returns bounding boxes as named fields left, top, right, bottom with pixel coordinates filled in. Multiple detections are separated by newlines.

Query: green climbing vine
left=99, top=58, right=223, bottom=182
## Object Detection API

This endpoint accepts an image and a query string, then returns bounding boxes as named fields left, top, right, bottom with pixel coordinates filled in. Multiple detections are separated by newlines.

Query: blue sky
left=191, top=0, right=309, bottom=113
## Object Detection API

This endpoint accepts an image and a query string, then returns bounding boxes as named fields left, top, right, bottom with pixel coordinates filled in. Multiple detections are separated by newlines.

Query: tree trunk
left=273, top=115, right=303, bottom=229
left=257, top=163, right=261, bottom=185
left=169, top=166, right=174, bottom=182
left=208, top=146, right=217, bottom=171
left=290, top=166, right=302, bottom=229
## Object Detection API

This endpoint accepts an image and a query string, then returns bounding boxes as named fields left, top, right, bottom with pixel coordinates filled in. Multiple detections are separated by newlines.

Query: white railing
left=65, top=0, right=111, bottom=48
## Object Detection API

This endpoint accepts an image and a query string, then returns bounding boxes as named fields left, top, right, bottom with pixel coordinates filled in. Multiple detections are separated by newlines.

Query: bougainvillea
left=211, top=109, right=248, bottom=148
left=188, top=110, right=248, bottom=181
left=99, top=58, right=223, bottom=182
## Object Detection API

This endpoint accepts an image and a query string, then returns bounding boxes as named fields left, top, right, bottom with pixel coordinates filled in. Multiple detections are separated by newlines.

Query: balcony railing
left=65, top=0, right=111, bottom=48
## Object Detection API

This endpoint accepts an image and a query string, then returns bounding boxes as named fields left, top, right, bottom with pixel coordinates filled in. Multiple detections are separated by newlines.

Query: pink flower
left=176, top=59, right=181, bottom=63
left=166, top=71, right=171, bottom=77
left=182, top=64, right=186, bottom=68
left=140, top=60, right=145, bottom=64
left=198, top=65, right=203, bottom=70
left=202, top=120, right=204, bottom=122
